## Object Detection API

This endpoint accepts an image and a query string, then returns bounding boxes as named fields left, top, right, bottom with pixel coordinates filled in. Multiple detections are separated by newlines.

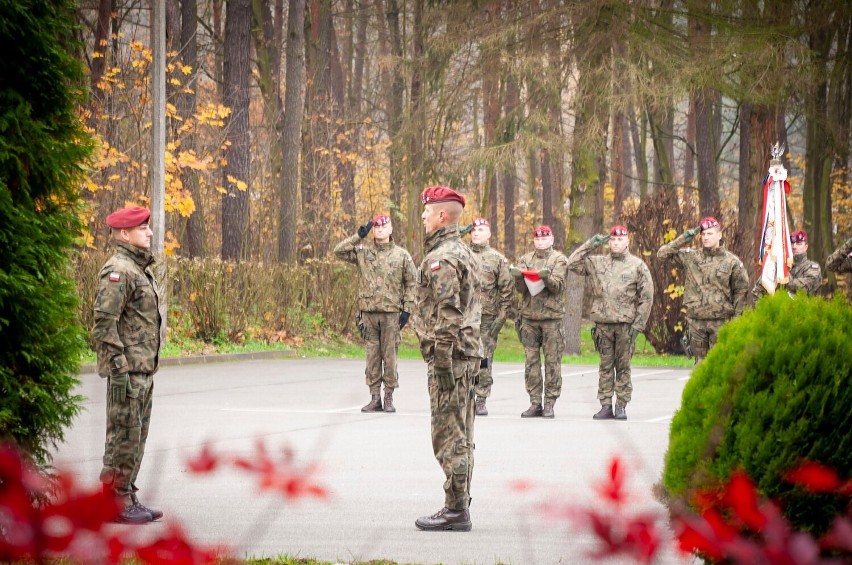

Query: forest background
left=74, top=0, right=852, bottom=355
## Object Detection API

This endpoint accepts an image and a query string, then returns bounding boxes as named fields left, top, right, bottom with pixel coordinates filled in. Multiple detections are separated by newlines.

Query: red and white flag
left=521, top=270, right=545, bottom=296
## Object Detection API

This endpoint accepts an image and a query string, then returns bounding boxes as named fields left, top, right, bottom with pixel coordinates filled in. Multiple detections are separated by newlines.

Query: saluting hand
left=683, top=226, right=701, bottom=242
left=459, top=223, right=473, bottom=237
left=357, top=219, right=374, bottom=239
left=589, top=234, right=610, bottom=247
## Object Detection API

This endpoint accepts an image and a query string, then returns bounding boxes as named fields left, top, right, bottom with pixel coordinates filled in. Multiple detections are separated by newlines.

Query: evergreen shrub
left=663, top=292, right=851, bottom=535
left=0, top=0, right=93, bottom=464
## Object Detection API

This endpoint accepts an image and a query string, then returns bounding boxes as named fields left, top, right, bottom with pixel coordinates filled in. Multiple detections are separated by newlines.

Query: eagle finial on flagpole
left=771, top=142, right=784, bottom=162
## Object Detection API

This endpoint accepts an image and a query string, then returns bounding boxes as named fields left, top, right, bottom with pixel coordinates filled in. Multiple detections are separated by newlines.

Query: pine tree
left=0, top=0, right=94, bottom=464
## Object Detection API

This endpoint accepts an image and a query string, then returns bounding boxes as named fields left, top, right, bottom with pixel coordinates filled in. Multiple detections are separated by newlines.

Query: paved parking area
left=56, top=358, right=694, bottom=565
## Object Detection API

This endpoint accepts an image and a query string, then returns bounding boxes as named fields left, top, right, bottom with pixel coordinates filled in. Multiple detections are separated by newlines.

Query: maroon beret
left=534, top=225, right=552, bottom=237
left=373, top=214, right=391, bottom=227
left=473, top=217, right=489, bottom=227
left=699, top=216, right=720, bottom=231
left=106, top=206, right=151, bottom=229
left=610, top=225, right=628, bottom=236
left=420, top=185, right=466, bottom=207
left=790, top=230, right=807, bottom=243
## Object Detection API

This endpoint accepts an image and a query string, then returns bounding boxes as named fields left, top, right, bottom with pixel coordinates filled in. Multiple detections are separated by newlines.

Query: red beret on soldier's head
left=610, top=225, right=628, bottom=236
left=473, top=217, right=489, bottom=227
left=699, top=216, right=720, bottom=231
left=373, top=214, right=391, bottom=227
left=106, top=206, right=151, bottom=229
left=790, top=230, right=808, bottom=243
left=420, top=185, right=466, bottom=208
left=534, top=225, right=552, bottom=237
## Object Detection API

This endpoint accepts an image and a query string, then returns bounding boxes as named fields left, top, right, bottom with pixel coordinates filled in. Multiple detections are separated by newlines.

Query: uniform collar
left=534, top=247, right=553, bottom=259
left=701, top=246, right=724, bottom=258
left=116, top=241, right=154, bottom=269
left=793, top=252, right=808, bottom=265
left=470, top=242, right=489, bottom=253
left=610, top=250, right=627, bottom=261
left=425, top=225, right=460, bottom=252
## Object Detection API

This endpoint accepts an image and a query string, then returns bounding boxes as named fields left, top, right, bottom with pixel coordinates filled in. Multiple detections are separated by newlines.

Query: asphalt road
left=56, top=358, right=695, bottom=565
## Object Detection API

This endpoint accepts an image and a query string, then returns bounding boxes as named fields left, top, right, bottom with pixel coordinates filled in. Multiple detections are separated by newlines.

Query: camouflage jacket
left=414, top=225, right=482, bottom=369
left=469, top=242, right=513, bottom=320
left=92, top=242, right=166, bottom=378
left=566, top=241, right=654, bottom=330
left=657, top=234, right=749, bottom=320
left=826, top=236, right=852, bottom=274
left=334, top=233, right=416, bottom=313
left=753, top=252, right=822, bottom=298
left=515, top=247, right=570, bottom=321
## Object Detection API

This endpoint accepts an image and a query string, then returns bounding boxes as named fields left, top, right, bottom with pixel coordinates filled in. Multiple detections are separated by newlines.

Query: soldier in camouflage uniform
left=334, top=214, right=416, bottom=413
left=753, top=230, right=822, bottom=299
left=413, top=185, right=481, bottom=532
left=567, top=225, right=653, bottom=421
left=92, top=206, right=166, bottom=524
left=509, top=225, right=570, bottom=419
left=657, top=216, right=749, bottom=361
left=826, top=235, right=852, bottom=274
left=463, top=217, right=513, bottom=416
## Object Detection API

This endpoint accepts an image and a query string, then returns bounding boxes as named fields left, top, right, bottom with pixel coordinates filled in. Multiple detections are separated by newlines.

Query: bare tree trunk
left=502, top=69, right=519, bottom=260
left=279, top=0, right=306, bottom=263
left=213, top=0, right=224, bottom=97
left=689, top=3, right=719, bottom=216
left=88, top=0, right=112, bottom=126
left=405, top=0, right=425, bottom=254
left=178, top=0, right=205, bottom=257
left=221, top=0, right=252, bottom=260
left=384, top=0, right=404, bottom=213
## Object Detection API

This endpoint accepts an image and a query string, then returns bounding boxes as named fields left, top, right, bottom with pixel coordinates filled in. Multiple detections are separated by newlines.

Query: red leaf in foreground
left=722, top=471, right=767, bottom=531
left=185, top=444, right=219, bottom=474
left=134, top=525, right=224, bottom=565
left=820, top=516, right=852, bottom=553
left=784, top=461, right=841, bottom=493
left=594, top=456, right=627, bottom=506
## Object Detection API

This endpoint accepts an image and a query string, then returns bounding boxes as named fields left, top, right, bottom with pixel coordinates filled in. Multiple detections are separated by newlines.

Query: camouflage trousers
left=100, top=373, right=154, bottom=500
left=474, top=313, right=499, bottom=399
left=687, top=317, right=728, bottom=361
left=428, top=356, right=478, bottom=510
left=595, top=322, right=634, bottom=405
left=518, top=318, right=564, bottom=403
left=363, top=311, right=401, bottom=394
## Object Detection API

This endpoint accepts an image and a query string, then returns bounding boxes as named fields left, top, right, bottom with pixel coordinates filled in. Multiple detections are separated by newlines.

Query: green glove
left=537, top=269, right=551, bottom=280
left=683, top=226, right=701, bottom=242
left=508, top=265, right=523, bottom=278
left=589, top=234, right=610, bottom=247
left=110, top=373, right=129, bottom=403
left=434, top=366, right=455, bottom=391
left=459, top=223, right=473, bottom=237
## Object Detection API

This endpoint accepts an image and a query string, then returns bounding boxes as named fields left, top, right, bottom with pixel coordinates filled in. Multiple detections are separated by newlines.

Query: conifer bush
left=0, top=0, right=93, bottom=464
left=662, top=292, right=851, bottom=535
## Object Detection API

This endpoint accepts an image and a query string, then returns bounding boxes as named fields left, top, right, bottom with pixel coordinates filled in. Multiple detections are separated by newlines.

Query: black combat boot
left=475, top=397, right=488, bottom=416
left=521, top=403, right=543, bottom=418
left=415, top=507, right=472, bottom=532
left=361, top=394, right=383, bottom=412
left=614, top=403, right=627, bottom=420
left=383, top=391, right=396, bottom=413
left=131, top=493, right=163, bottom=520
left=542, top=401, right=555, bottom=419
left=113, top=502, right=153, bottom=524
left=593, top=403, right=615, bottom=420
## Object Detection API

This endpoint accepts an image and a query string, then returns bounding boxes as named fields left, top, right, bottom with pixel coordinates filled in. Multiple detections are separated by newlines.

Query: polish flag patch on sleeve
left=109, top=272, right=121, bottom=282
left=430, top=260, right=441, bottom=271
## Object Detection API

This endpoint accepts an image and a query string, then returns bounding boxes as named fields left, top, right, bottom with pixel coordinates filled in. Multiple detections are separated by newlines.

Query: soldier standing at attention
left=413, top=185, right=481, bottom=532
left=567, top=225, right=653, bottom=421
left=657, top=216, right=749, bottom=361
left=465, top=218, right=513, bottom=416
left=509, top=225, right=570, bottom=419
left=752, top=230, right=822, bottom=299
left=826, top=235, right=852, bottom=274
left=92, top=206, right=166, bottom=524
left=334, top=214, right=416, bottom=413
